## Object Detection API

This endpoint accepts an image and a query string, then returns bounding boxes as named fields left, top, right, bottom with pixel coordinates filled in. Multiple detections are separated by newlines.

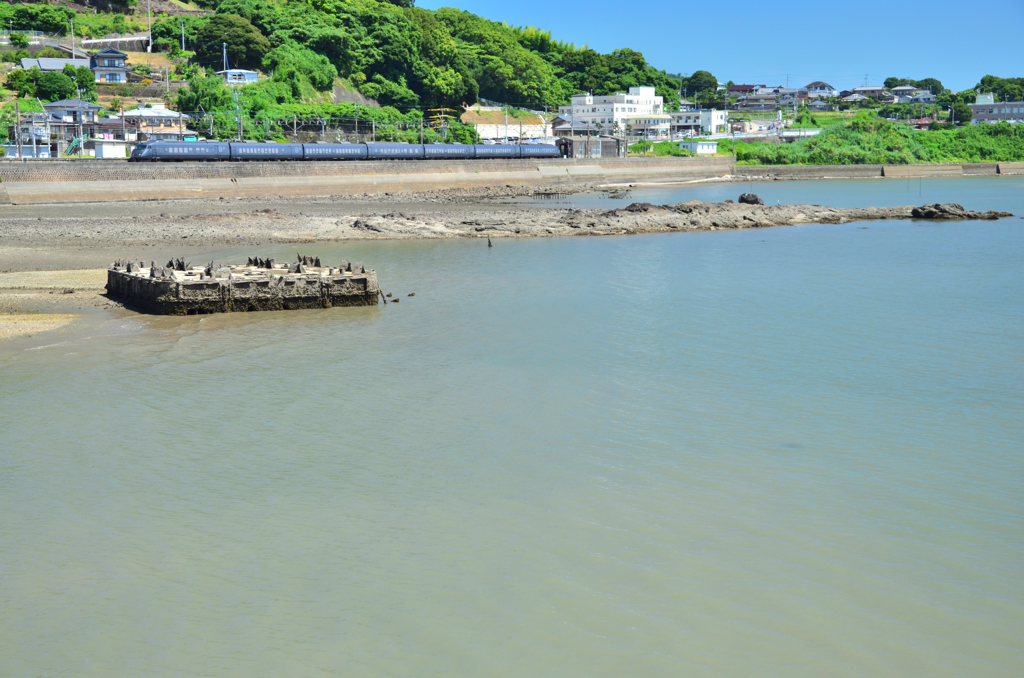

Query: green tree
left=176, top=71, right=232, bottom=112
left=949, top=104, right=972, bottom=126
left=195, top=14, right=270, bottom=71
left=5, top=67, right=38, bottom=97
left=37, top=71, right=76, bottom=101
left=10, top=32, right=29, bottom=47
left=1, top=48, right=29, bottom=63
left=63, top=64, right=96, bottom=100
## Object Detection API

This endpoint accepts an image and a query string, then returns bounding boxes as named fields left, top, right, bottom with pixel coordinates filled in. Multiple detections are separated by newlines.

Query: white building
left=701, top=110, right=728, bottom=134
left=557, top=86, right=664, bottom=135
left=678, top=139, right=718, bottom=155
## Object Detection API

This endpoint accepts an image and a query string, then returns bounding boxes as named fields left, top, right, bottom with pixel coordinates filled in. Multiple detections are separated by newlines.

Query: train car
left=365, top=143, right=426, bottom=160
left=228, top=141, right=304, bottom=161
left=423, top=143, right=476, bottom=160
left=129, top=140, right=230, bottom=162
left=473, top=144, right=522, bottom=159
left=302, top=142, right=369, bottom=161
left=519, top=144, right=563, bottom=159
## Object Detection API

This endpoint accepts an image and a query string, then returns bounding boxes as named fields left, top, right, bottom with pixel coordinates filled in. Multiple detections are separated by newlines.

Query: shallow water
left=503, top=174, right=1024, bottom=212
left=1, top=178, right=1023, bottom=676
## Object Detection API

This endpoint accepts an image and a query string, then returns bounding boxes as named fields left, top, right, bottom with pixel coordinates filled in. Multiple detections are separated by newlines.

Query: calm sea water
left=1, top=178, right=1022, bottom=676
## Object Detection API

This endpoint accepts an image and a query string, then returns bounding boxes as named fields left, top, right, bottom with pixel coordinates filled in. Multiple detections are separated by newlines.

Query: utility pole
left=232, top=87, right=241, bottom=140
left=14, top=101, right=22, bottom=159
left=68, top=18, right=75, bottom=58
left=419, top=117, right=423, bottom=144
left=371, top=120, right=375, bottom=142
left=293, top=114, right=297, bottom=141
left=120, top=106, right=125, bottom=142
left=146, top=0, right=152, bottom=52
left=180, top=19, right=185, bottom=51
left=222, top=42, right=227, bottom=72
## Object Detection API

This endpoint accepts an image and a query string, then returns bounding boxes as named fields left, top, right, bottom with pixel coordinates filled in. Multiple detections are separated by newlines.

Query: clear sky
left=418, top=0, right=1024, bottom=92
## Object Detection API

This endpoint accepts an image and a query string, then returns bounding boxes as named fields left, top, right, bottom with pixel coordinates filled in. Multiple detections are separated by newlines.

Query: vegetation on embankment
left=735, top=113, right=1024, bottom=165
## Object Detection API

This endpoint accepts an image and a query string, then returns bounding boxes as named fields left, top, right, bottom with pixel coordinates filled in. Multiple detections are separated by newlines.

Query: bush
left=1, top=48, right=30, bottom=63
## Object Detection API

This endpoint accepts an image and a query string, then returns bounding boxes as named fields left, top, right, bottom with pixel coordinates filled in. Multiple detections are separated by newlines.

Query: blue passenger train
left=128, top=140, right=564, bottom=162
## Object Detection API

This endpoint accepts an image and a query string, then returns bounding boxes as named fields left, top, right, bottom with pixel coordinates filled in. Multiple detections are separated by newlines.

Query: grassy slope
left=735, top=114, right=1024, bottom=165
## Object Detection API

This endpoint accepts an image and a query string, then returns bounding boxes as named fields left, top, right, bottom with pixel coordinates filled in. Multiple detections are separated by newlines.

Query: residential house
left=807, top=99, right=831, bottom=111
left=113, top=103, right=195, bottom=141
left=842, top=93, right=869, bottom=103
left=891, top=85, right=918, bottom=98
left=19, top=57, right=91, bottom=72
left=217, top=69, right=259, bottom=86
left=777, top=87, right=808, bottom=107
left=670, top=110, right=701, bottom=134
left=911, top=92, right=936, bottom=104
left=804, top=81, right=837, bottom=98
left=852, top=86, right=889, bottom=99
left=839, top=90, right=853, bottom=99
left=459, top=106, right=551, bottom=140
left=727, top=84, right=761, bottom=95
left=557, top=86, right=664, bottom=135
left=969, top=94, right=1024, bottom=124
left=89, top=46, right=128, bottom=83
left=7, top=106, right=138, bottom=158
left=677, top=99, right=696, bottom=111
left=43, top=99, right=102, bottom=123
left=700, top=110, right=728, bottom=134
left=737, top=94, right=778, bottom=111
left=624, top=113, right=671, bottom=139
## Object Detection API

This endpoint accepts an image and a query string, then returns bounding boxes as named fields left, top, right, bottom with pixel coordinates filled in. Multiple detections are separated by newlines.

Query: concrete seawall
left=0, top=157, right=733, bottom=205
left=0, top=158, right=1017, bottom=205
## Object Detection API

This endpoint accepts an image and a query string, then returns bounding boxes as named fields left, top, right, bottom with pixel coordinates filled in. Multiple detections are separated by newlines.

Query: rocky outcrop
left=738, top=193, right=764, bottom=205
left=910, top=203, right=1012, bottom=220
left=0, top=202, right=1012, bottom=248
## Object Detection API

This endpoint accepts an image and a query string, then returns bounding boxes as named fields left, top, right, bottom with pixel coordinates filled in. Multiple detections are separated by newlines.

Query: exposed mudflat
left=0, top=197, right=1011, bottom=252
left=0, top=193, right=1012, bottom=323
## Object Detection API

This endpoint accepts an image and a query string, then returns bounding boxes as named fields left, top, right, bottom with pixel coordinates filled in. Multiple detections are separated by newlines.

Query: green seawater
left=1, top=177, right=1022, bottom=676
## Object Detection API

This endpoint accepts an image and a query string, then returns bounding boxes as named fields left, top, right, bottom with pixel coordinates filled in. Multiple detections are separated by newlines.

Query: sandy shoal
left=0, top=313, right=78, bottom=340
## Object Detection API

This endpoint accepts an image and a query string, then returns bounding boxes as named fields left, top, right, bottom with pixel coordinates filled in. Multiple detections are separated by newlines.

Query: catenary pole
left=14, top=101, right=22, bottom=159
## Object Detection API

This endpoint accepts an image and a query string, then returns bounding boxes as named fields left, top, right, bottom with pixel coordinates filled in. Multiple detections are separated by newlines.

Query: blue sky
left=418, top=0, right=1024, bottom=92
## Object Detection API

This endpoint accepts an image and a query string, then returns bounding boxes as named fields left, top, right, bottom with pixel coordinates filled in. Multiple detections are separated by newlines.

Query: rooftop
left=21, top=57, right=90, bottom=71
left=44, top=99, right=103, bottom=110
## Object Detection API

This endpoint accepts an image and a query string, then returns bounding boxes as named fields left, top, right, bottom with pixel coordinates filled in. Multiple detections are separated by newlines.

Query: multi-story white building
left=557, top=86, right=664, bottom=134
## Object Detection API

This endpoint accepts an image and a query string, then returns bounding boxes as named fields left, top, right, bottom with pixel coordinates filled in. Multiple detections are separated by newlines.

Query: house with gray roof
left=20, top=57, right=90, bottom=72
left=90, top=47, right=128, bottom=84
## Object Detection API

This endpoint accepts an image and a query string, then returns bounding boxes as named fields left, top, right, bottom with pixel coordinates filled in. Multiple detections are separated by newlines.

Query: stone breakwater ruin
left=106, top=255, right=381, bottom=315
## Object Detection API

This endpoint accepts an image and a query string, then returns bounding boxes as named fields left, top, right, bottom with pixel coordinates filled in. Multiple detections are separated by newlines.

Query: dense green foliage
left=0, top=4, right=140, bottom=38
left=195, top=14, right=271, bottom=71
left=736, top=112, right=1024, bottom=165
left=974, top=75, right=1024, bottom=102
left=5, top=64, right=96, bottom=101
left=1, top=48, right=30, bottom=63
left=143, top=0, right=685, bottom=113
left=883, top=76, right=944, bottom=94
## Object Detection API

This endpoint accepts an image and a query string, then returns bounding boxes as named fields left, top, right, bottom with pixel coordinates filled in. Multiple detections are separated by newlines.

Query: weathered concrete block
left=106, top=259, right=380, bottom=315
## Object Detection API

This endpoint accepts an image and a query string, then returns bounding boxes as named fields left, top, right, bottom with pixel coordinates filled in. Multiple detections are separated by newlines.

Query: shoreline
left=0, top=187, right=1013, bottom=323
